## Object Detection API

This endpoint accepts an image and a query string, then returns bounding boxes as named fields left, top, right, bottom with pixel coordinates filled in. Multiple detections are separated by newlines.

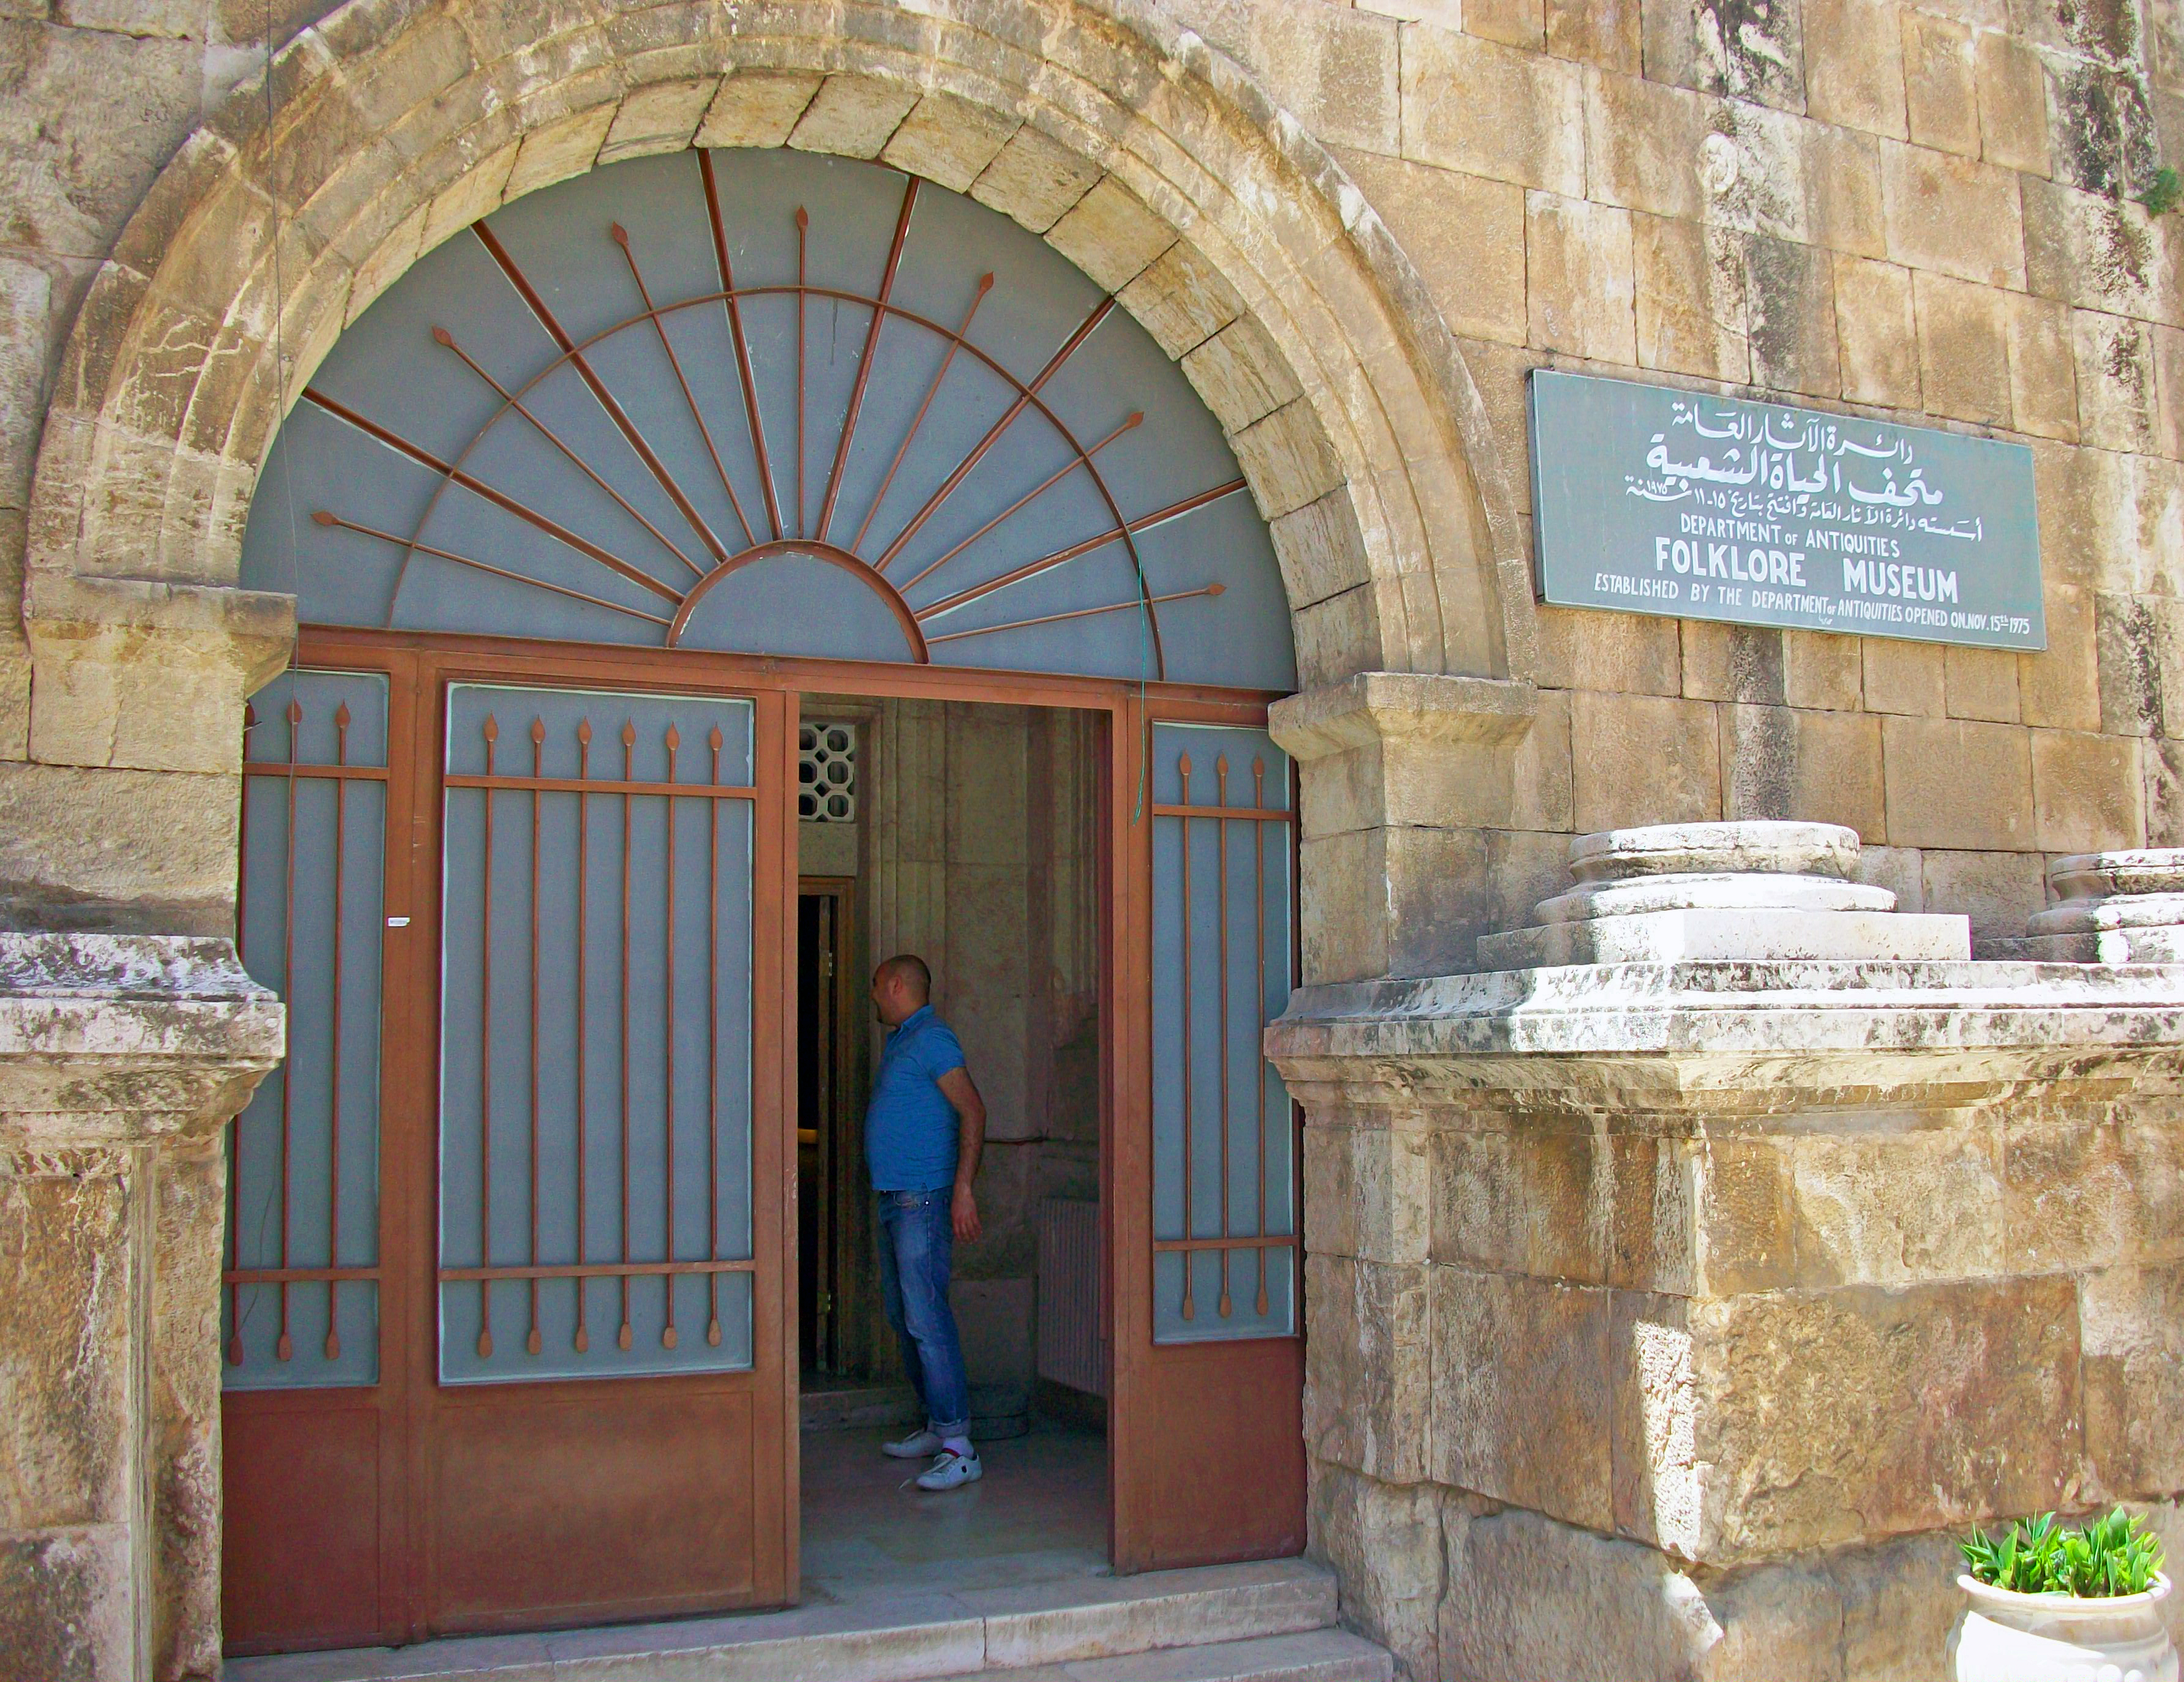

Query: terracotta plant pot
left=1954, top=1572, right=2178, bottom=1682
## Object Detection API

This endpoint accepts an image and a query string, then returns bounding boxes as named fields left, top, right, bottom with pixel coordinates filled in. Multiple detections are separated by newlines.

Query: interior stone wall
left=818, top=697, right=1099, bottom=1401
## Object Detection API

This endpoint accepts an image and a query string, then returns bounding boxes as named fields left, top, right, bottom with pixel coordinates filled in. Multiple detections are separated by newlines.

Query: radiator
left=1036, top=1198, right=1106, bottom=1397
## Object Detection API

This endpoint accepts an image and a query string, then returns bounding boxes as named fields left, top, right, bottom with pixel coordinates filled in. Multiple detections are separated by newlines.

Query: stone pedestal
left=1270, top=824, right=2184, bottom=1682
left=1997, top=850, right=2184, bottom=965
left=0, top=935, right=281, bottom=1682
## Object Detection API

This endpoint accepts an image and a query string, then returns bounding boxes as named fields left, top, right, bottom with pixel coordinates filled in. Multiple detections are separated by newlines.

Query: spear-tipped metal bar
left=874, top=295, right=1116, bottom=575
left=818, top=178, right=918, bottom=542
left=699, top=149, right=783, bottom=542
left=850, top=273, right=992, bottom=556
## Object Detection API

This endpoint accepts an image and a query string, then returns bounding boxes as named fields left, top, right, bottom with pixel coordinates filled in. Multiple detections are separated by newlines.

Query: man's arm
left=938, top=1066, right=985, bottom=1241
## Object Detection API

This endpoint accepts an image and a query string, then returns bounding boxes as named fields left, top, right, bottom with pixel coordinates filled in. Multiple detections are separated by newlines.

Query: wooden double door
left=220, top=632, right=1304, bottom=1654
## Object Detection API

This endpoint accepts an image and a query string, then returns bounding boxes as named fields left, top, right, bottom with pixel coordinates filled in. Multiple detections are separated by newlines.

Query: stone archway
left=7, top=10, right=1550, bottom=1676
left=23, top=0, right=1535, bottom=783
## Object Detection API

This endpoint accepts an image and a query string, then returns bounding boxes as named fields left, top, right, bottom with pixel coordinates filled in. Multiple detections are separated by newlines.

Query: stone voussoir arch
left=24, top=0, right=1539, bottom=759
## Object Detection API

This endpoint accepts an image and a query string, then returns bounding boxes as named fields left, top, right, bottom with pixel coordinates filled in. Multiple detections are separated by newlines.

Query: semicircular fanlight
left=243, top=146, right=1298, bottom=692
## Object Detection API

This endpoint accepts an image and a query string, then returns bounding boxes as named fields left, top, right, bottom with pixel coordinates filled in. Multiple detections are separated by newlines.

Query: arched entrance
left=219, top=144, right=1305, bottom=1651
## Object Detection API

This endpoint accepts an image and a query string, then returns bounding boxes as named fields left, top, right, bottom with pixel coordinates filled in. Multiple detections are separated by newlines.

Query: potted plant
left=1954, top=1508, right=2175, bottom=1682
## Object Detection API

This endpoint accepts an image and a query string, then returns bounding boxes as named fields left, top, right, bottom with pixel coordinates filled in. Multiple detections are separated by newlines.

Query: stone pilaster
left=1270, top=671, right=1540, bottom=983
left=0, top=935, right=281, bottom=1682
left=1271, top=823, right=2184, bottom=1682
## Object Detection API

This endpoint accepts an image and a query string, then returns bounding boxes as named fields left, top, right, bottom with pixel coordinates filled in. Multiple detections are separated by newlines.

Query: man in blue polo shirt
left=867, top=953, right=988, bottom=1490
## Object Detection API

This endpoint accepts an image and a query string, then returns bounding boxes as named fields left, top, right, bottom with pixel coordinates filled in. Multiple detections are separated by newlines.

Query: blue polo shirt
left=866, top=1005, right=967, bottom=1192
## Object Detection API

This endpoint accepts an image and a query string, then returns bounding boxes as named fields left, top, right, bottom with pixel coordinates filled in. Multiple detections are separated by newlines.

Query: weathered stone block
left=1432, top=1121, right=1604, bottom=1282
left=2082, top=1262, right=2184, bottom=1497
left=1918, top=847, right=2046, bottom=948
left=1879, top=140, right=2025, bottom=287
left=2075, top=310, right=2164, bottom=454
left=1783, top=630, right=1864, bottom=711
left=1642, top=0, right=1807, bottom=111
left=0, top=1526, right=133, bottom=1682
left=1400, top=21, right=1585, bottom=194
left=1338, top=149, right=1528, bottom=346
left=1805, top=0, right=1907, bottom=138
left=2030, top=727, right=2144, bottom=850
left=2021, top=584, right=2104, bottom=731
left=2003, top=1113, right=2184, bottom=1276
left=0, top=761, right=242, bottom=936
left=1304, top=1252, right=1429, bottom=1482
left=1832, top=253, right=1920, bottom=407
left=1306, top=1115, right=1432, bottom=1266
left=1945, top=645, right=2021, bottom=724
left=694, top=70, right=821, bottom=149
left=1977, top=28, right=2051, bottom=176
left=1547, top=0, right=1640, bottom=72
left=1571, top=690, right=1722, bottom=831
left=1719, top=703, right=1887, bottom=839
left=968, top=124, right=1101, bottom=235
left=1232, top=400, right=1344, bottom=523
left=596, top=76, right=716, bottom=163
left=1786, top=1127, right=2005, bottom=1287
left=1045, top=176, right=1174, bottom=295
left=1901, top=11, right=1978, bottom=157
left=1180, top=314, right=1304, bottom=435
left=1882, top=717, right=2033, bottom=849
left=1743, top=233, right=1841, bottom=395
left=1116, top=239, right=1243, bottom=361
left=1537, top=604, right=1681, bottom=694
left=1916, top=271, right=2012, bottom=425
left=788, top=73, right=918, bottom=160
left=1617, top=1277, right=2081, bottom=1561
left=1307, top=1462, right=1443, bottom=1680
left=1189, top=0, right=1400, bottom=152
left=2022, top=177, right=2179, bottom=326
left=1861, top=637, right=1941, bottom=716
left=2096, top=591, right=2180, bottom=738
left=879, top=92, right=1018, bottom=194
left=1432, top=1265, right=1612, bottom=1529
left=1525, top=190, right=1635, bottom=360
left=2035, top=443, right=2184, bottom=597
left=1584, top=64, right=1708, bottom=219
left=1633, top=212, right=1749, bottom=379
left=2005, top=290, right=2081, bottom=443
left=503, top=103, right=615, bottom=203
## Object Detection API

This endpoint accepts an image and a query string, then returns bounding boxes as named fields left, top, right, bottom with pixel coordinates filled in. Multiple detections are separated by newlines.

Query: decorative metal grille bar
left=436, top=684, right=758, bottom=1383
left=1149, top=723, right=1298, bottom=1344
left=225, top=670, right=390, bottom=1391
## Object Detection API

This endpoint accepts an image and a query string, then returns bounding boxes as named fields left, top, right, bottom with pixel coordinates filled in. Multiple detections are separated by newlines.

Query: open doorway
left=795, top=695, right=1110, bottom=1595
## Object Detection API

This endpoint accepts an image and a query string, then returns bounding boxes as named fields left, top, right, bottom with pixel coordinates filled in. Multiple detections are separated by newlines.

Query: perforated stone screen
left=799, top=722, right=856, bottom=823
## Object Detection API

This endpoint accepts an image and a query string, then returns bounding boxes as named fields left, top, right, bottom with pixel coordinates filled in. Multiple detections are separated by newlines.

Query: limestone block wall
left=1292, top=1041, right=2184, bottom=1681
left=1165, top=0, right=2184, bottom=977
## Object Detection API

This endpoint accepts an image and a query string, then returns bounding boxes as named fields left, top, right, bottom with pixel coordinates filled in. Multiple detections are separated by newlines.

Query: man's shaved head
left=874, top=954, right=932, bottom=1001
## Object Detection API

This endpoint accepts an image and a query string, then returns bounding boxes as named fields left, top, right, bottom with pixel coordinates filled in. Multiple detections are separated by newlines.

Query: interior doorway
left=793, top=695, right=1113, bottom=1592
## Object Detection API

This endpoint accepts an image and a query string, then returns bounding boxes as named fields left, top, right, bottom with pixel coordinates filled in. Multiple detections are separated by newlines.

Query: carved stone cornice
left=0, top=933, right=283, bottom=1146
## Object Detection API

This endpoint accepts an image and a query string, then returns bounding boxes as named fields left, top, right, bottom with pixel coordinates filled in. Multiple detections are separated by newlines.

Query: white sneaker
left=914, top=1448, right=982, bottom=1491
left=883, top=1427, right=944, bottom=1459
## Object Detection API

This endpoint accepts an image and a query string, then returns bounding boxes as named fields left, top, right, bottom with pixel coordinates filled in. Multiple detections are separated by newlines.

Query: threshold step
left=223, top=1559, right=1344, bottom=1682
left=945, top=1628, right=1394, bottom=1682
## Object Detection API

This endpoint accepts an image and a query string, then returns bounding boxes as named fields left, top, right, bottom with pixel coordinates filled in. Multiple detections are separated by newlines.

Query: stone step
left=937, top=1628, right=1393, bottom=1682
left=225, top=1559, right=1350, bottom=1682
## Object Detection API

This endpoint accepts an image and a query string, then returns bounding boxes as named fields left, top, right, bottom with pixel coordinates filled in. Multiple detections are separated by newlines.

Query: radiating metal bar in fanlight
left=699, top=151, right=783, bottom=544
left=312, top=512, right=676, bottom=627
left=922, top=583, right=1224, bottom=645
left=896, top=411, right=1142, bottom=597
left=916, top=478, right=1247, bottom=624
left=610, top=225, right=757, bottom=551
left=795, top=208, right=808, bottom=539
left=432, top=327, right=703, bottom=578
left=850, top=274, right=992, bottom=557
left=818, top=178, right=918, bottom=544
left=301, top=393, right=683, bottom=605
left=473, top=223, right=735, bottom=567
left=873, top=296, right=1117, bottom=574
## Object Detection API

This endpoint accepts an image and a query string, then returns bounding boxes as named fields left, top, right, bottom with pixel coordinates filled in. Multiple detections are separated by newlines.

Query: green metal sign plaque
left=1528, top=370, right=2045, bottom=651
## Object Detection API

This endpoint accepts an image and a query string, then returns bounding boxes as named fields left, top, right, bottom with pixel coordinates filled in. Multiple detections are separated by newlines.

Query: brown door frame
left=229, top=623, right=1293, bottom=1646
left=796, top=875, right=856, bottom=1374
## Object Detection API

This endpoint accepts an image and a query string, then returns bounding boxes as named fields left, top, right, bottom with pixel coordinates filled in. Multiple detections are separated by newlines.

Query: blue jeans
left=875, top=1189, right=971, bottom=1438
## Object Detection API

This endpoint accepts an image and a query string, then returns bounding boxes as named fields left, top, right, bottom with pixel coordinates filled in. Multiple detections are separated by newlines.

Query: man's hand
left=951, top=1180, right=981, bottom=1242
